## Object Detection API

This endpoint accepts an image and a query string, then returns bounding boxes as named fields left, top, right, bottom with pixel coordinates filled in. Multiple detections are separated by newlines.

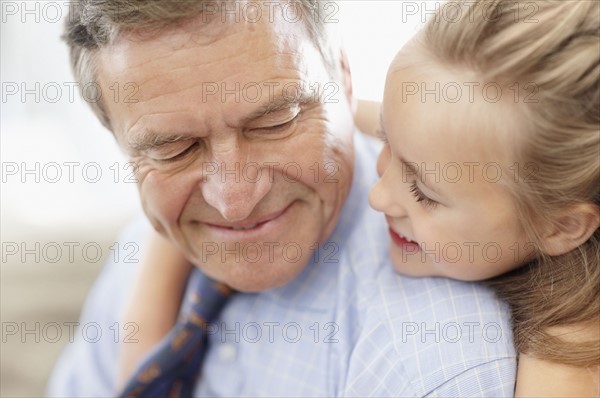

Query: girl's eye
left=376, top=129, right=389, bottom=145
left=409, top=181, right=438, bottom=209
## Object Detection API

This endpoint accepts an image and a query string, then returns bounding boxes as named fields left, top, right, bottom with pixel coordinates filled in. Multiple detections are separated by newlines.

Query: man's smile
left=201, top=202, right=294, bottom=239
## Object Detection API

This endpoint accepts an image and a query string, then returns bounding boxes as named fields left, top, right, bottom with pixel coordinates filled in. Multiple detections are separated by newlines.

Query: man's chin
left=228, top=275, right=299, bottom=293
left=197, top=259, right=309, bottom=293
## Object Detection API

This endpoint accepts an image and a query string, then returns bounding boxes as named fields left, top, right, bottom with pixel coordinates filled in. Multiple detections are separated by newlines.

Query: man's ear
left=541, top=203, right=600, bottom=256
left=339, top=49, right=356, bottom=114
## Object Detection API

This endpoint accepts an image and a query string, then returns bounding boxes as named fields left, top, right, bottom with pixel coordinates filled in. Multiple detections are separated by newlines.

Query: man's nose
left=201, top=158, right=273, bottom=222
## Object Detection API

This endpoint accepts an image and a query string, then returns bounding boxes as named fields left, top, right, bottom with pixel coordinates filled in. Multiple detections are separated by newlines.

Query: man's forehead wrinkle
left=103, top=38, right=176, bottom=76
left=131, top=77, right=211, bottom=108
left=124, top=41, right=285, bottom=97
left=133, top=52, right=307, bottom=109
left=125, top=110, right=187, bottom=144
left=115, top=13, right=235, bottom=53
left=132, top=57, right=242, bottom=98
left=107, top=23, right=243, bottom=82
left=116, top=52, right=229, bottom=90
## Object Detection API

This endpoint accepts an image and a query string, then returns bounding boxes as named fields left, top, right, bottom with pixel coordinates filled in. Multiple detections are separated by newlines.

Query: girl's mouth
left=388, top=227, right=421, bottom=252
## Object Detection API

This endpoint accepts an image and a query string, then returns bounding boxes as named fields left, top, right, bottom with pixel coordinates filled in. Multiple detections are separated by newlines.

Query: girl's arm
left=116, top=229, right=192, bottom=388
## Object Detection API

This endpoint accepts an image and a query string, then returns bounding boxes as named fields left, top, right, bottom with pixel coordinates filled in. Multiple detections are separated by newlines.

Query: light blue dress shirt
left=47, top=132, right=516, bottom=397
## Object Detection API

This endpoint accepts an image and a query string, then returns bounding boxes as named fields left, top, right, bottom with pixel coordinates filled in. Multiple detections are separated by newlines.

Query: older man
left=48, top=1, right=516, bottom=396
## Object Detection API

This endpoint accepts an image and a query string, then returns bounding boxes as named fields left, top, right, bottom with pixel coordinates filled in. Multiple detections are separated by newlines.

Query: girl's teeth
left=399, top=233, right=414, bottom=243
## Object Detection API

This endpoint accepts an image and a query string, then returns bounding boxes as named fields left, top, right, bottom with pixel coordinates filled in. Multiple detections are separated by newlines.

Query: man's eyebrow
left=128, top=91, right=317, bottom=151
left=129, top=132, right=192, bottom=152
left=240, top=91, right=315, bottom=125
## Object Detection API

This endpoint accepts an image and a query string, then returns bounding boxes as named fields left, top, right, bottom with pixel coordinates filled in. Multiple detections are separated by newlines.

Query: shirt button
left=219, top=343, right=237, bottom=361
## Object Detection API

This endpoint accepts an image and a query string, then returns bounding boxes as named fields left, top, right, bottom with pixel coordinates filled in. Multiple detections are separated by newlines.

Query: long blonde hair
left=418, top=0, right=599, bottom=366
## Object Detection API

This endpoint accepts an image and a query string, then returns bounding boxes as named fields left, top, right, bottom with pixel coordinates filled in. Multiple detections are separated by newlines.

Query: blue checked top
left=47, top=132, right=516, bottom=397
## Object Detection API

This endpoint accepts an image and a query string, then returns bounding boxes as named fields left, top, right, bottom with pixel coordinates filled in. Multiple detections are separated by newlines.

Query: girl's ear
left=541, top=203, right=600, bottom=256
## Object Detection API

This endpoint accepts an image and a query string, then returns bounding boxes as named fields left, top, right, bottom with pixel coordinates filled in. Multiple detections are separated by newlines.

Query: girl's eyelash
left=376, top=129, right=389, bottom=144
left=409, top=181, right=438, bottom=209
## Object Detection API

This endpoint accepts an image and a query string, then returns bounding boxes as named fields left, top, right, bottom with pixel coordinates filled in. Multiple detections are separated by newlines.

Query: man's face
left=97, top=10, right=355, bottom=291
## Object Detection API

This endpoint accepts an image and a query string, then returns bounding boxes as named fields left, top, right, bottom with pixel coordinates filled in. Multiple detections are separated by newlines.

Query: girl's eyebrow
left=399, top=156, right=442, bottom=196
left=379, top=108, right=441, bottom=195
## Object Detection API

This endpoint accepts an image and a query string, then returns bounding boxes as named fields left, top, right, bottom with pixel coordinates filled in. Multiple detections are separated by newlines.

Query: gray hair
left=63, top=0, right=341, bottom=130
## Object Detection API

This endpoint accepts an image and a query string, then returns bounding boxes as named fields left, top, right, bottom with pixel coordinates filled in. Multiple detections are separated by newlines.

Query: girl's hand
left=355, top=99, right=381, bottom=138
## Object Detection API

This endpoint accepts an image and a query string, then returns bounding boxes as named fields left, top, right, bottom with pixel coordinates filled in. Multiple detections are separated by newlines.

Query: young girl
left=118, top=0, right=599, bottom=395
left=368, top=1, right=599, bottom=395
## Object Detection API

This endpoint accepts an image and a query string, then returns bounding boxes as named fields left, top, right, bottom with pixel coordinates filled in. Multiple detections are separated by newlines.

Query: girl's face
left=369, top=56, right=535, bottom=281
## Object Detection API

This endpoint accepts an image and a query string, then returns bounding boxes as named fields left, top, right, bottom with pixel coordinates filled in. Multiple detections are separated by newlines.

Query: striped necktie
left=119, top=268, right=233, bottom=397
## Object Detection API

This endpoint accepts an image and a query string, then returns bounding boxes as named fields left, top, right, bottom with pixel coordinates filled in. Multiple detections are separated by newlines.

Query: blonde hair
left=416, top=0, right=599, bottom=367
left=63, top=0, right=340, bottom=130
